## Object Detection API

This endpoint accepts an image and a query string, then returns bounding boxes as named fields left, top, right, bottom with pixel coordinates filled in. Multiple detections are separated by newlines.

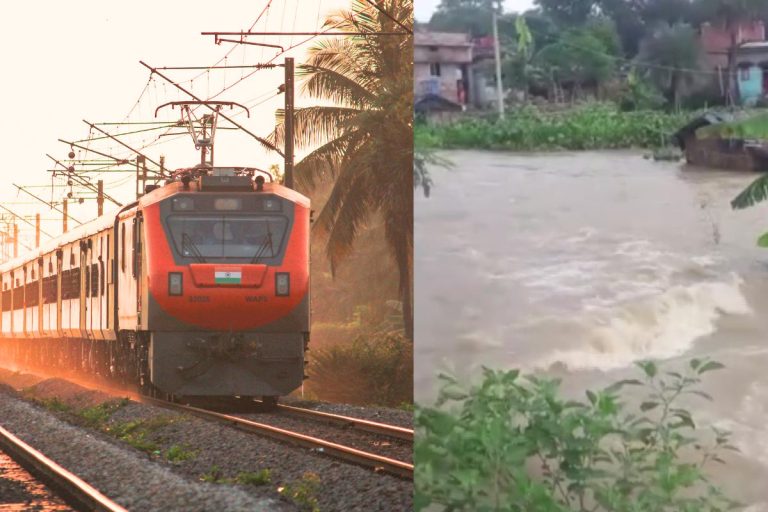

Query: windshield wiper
left=250, top=221, right=273, bottom=264
left=182, top=233, right=206, bottom=263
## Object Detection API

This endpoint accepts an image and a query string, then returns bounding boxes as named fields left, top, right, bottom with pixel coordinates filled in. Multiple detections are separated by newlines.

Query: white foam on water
left=536, top=273, right=752, bottom=371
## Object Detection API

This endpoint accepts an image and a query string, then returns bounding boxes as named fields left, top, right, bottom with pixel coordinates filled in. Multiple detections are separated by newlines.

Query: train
left=0, top=166, right=310, bottom=407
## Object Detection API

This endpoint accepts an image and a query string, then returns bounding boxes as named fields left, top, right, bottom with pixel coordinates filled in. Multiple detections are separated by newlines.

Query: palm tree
left=269, top=0, right=414, bottom=339
left=636, top=23, right=703, bottom=111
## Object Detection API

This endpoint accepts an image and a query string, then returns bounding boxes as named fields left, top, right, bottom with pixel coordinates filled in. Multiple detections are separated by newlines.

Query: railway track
left=141, top=396, right=414, bottom=480
left=0, top=425, right=127, bottom=512
left=269, top=402, right=413, bottom=442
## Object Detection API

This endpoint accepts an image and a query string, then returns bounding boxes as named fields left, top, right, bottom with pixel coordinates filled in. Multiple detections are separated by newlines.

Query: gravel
left=281, top=396, right=414, bottom=429
left=0, top=372, right=414, bottom=511
left=0, top=389, right=289, bottom=511
left=236, top=411, right=413, bottom=463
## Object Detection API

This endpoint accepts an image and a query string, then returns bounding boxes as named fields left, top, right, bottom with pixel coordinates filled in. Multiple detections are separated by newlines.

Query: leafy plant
left=235, top=469, right=272, bottom=486
left=415, top=358, right=740, bottom=511
left=201, top=467, right=271, bottom=486
left=279, top=472, right=322, bottom=512
left=165, top=444, right=197, bottom=463
left=415, top=103, right=698, bottom=151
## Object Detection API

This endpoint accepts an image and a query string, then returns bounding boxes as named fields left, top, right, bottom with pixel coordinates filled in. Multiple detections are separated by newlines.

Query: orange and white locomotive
left=0, top=167, right=310, bottom=405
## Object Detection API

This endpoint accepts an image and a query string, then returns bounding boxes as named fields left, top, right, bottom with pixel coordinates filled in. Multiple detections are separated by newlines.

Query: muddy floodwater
left=415, top=150, right=768, bottom=508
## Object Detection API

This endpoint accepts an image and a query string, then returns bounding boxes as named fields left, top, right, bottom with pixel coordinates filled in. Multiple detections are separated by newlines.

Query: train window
left=166, top=215, right=289, bottom=260
left=85, top=266, right=91, bottom=298
left=1, top=288, right=10, bottom=312
left=48, top=261, right=53, bottom=274
left=30, top=268, right=35, bottom=280
left=12, top=285, right=23, bottom=310
left=43, top=276, right=56, bottom=304
left=91, top=264, right=99, bottom=297
left=26, top=280, right=38, bottom=307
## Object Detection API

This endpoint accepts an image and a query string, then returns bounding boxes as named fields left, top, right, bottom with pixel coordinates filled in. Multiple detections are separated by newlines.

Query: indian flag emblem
left=215, top=269, right=242, bottom=284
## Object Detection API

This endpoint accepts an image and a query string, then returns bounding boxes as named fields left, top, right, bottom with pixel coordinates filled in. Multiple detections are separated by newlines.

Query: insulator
left=68, top=151, right=75, bottom=159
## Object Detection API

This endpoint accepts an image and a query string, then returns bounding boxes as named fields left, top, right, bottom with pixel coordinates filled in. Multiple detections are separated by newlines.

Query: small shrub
left=37, top=397, right=72, bottom=413
left=79, top=399, right=129, bottom=428
left=200, top=467, right=271, bottom=486
left=279, top=472, right=321, bottom=512
left=235, top=469, right=272, bottom=486
left=201, top=465, right=225, bottom=483
left=415, top=358, right=741, bottom=512
left=309, top=331, right=413, bottom=406
left=165, top=444, right=197, bottom=463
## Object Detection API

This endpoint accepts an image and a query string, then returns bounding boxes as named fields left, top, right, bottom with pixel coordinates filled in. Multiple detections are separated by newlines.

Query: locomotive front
left=138, top=168, right=310, bottom=402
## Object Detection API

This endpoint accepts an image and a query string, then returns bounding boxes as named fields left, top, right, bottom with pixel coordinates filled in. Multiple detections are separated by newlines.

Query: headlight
left=169, top=272, right=183, bottom=296
left=263, top=197, right=281, bottom=211
left=172, top=197, right=194, bottom=211
left=275, top=272, right=290, bottom=296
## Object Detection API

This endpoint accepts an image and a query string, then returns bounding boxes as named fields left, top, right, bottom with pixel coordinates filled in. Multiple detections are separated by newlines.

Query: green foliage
left=415, top=359, right=740, bottom=511
left=105, top=415, right=180, bottom=455
left=201, top=466, right=272, bottom=486
left=78, top=399, right=130, bottom=428
left=165, top=444, right=197, bottom=463
left=619, top=71, right=667, bottom=111
left=416, top=103, right=695, bottom=150
left=38, top=397, right=73, bottom=413
left=279, top=472, right=322, bottom=512
left=309, top=329, right=413, bottom=406
left=699, top=113, right=768, bottom=139
left=636, top=23, right=704, bottom=109
left=235, top=469, right=272, bottom=486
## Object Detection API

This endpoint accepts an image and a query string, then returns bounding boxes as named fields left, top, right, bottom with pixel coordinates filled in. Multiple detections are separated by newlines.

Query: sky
left=415, top=0, right=536, bottom=22
left=0, top=0, right=349, bottom=254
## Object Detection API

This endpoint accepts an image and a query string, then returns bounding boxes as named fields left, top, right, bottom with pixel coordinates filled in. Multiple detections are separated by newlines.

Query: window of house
left=741, top=67, right=751, bottom=80
left=429, top=63, right=441, bottom=77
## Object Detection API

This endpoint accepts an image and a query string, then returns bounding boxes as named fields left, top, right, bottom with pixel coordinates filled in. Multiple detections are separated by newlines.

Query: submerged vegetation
left=415, top=104, right=697, bottom=151
left=415, top=359, right=740, bottom=511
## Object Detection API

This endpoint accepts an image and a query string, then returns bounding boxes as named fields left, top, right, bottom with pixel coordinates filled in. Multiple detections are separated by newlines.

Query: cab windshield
left=167, top=215, right=288, bottom=261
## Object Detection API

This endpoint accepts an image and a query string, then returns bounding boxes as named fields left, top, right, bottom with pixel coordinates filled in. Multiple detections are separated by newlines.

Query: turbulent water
left=415, top=150, right=768, bottom=507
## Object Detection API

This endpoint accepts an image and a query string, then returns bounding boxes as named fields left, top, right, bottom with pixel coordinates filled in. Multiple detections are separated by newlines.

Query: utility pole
left=35, top=214, right=40, bottom=248
left=492, top=11, right=505, bottom=119
left=284, top=57, right=295, bottom=189
left=97, top=180, right=104, bottom=216
left=12, top=224, right=17, bottom=258
left=63, top=199, right=68, bottom=234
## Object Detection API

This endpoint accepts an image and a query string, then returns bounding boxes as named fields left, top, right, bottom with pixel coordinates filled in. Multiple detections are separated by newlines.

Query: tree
left=428, top=0, right=503, bottom=37
left=269, top=0, right=414, bottom=339
left=535, top=0, right=596, bottom=27
left=636, top=23, right=704, bottom=110
left=535, top=24, right=618, bottom=100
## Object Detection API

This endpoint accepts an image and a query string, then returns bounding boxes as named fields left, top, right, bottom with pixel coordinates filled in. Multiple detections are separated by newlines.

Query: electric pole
left=12, top=224, right=17, bottom=258
left=97, top=180, right=104, bottom=216
left=35, top=214, right=40, bottom=248
left=285, top=57, right=295, bottom=189
left=492, top=11, right=505, bottom=119
left=63, top=199, right=68, bottom=234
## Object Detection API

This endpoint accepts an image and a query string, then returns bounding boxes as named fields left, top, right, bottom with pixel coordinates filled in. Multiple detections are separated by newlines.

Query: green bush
left=309, top=330, right=413, bottom=407
left=415, top=103, right=698, bottom=151
left=415, top=359, right=741, bottom=512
